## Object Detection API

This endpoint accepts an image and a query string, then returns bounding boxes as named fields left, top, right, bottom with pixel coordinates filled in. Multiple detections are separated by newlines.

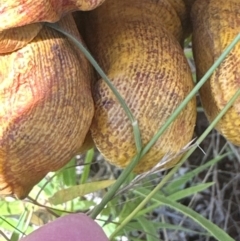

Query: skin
left=20, top=214, right=109, bottom=241
left=82, top=0, right=196, bottom=173
left=0, top=15, right=94, bottom=199
left=192, top=0, right=240, bottom=145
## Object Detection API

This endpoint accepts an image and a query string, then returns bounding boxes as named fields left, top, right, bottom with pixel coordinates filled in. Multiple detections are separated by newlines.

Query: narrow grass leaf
left=49, top=180, right=115, bottom=205
left=135, top=182, right=214, bottom=204
left=0, top=200, right=25, bottom=216
left=138, top=217, right=159, bottom=241
left=135, top=203, right=161, bottom=219
left=0, top=216, right=34, bottom=235
left=80, top=149, right=94, bottom=184
left=151, top=195, right=234, bottom=241
left=60, top=158, right=77, bottom=186
left=70, top=199, right=96, bottom=212
left=10, top=210, right=28, bottom=241
left=124, top=221, right=209, bottom=236
left=20, top=209, right=33, bottom=239
left=164, top=153, right=229, bottom=194
left=133, top=182, right=213, bottom=219
left=101, top=197, right=119, bottom=218
left=35, top=173, right=59, bottom=200
left=131, top=238, right=146, bottom=241
left=167, top=182, right=214, bottom=200
left=102, top=222, right=118, bottom=238
left=119, top=197, right=143, bottom=222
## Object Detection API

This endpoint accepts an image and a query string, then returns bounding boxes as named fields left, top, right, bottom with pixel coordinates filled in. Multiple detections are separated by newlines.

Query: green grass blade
left=131, top=238, right=148, bottom=241
left=80, top=149, right=94, bottom=184
left=135, top=182, right=214, bottom=204
left=124, top=220, right=209, bottom=236
left=118, top=196, right=143, bottom=222
left=49, top=180, right=115, bottom=205
left=60, top=158, right=77, bottom=186
left=134, top=182, right=213, bottom=219
left=90, top=152, right=142, bottom=219
left=0, top=216, right=34, bottom=237
left=167, top=182, right=214, bottom=200
left=150, top=195, right=234, bottom=241
left=10, top=210, right=28, bottom=241
left=134, top=202, right=161, bottom=219
left=138, top=217, right=159, bottom=241
left=164, top=153, right=230, bottom=194
left=119, top=191, right=234, bottom=241
left=0, top=201, right=25, bottom=216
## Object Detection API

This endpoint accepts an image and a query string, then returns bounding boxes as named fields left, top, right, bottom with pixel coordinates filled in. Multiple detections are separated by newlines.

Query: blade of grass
left=10, top=210, right=28, bottom=241
left=61, top=158, right=77, bottom=186
left=49, top=180, right=115, bottom=205
left=0, top=230, right=9, bottom=241
left=164, top=152, right=230, bottom=194
left=118, top=196, right=143, bottom=222
left=134, top=183, right=216, bottom=218
left=0, top=200, right=25, bottom=216
left=135, top=182, right=214, bottom=203
left=124, top=220, right=209, bottom=236
left=147, top=195, right=234, bottom=241
left=34, top=174, right=58, bottom=200
left=90, top=152, right=142, bottom=219
left=20, top=209, right=33, bottom=239
left=131, top=238, right=149, bottom=241
left=0, top=216, right=27, bottom=235
left=110, top=88, right=240, bottom=240
left=134, top=183, right=213, bottom=218
left=138, top=217, right=159, bottom=241
left=80, top=149, right=94, bottom=184
left=133, top=182, right=214, bottom=219
left=167, top=182, right=214, bottom=200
